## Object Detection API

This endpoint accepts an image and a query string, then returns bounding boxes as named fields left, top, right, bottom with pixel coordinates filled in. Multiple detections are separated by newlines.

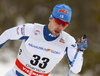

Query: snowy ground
left=0, top=49, right=16, bottom=76
left=0, top=48, right=81, bottom=76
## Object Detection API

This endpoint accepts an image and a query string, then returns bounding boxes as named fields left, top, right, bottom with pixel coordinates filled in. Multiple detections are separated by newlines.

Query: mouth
left=54, top=30, right=60, bottom=34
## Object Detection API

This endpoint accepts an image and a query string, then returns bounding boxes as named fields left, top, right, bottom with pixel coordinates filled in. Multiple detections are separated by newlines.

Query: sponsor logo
left=17, top=27, right=19, bottom=35
left=58, top=9, right=68, bottom=14
left=26, top=64, right=45, bottom=73
left=21, top=25, right=25, bottom=35
left=16, top=58, right=48, bottom=76
left=28, top=43, right=61, bottom=54
left=59, top=38, right=65, bottom=43
left=23, top=66, right=44, bottom=76
left=35, top=30, right=40, bottom=35
left=48, top=33, right=55, bottom=37
left=46, top=49, right=52, bottom=52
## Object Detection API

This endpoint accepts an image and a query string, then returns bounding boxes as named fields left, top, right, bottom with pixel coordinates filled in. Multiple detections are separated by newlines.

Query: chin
left=54, top=34, right=59, bottom=37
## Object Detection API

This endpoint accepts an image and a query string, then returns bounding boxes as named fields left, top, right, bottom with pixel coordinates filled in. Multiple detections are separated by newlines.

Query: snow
left=0, top=49, right=16, bottom=76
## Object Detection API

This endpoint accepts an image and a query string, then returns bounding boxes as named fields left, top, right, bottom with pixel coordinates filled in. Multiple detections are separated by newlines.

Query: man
left=0, top=4, right=87, bottom=76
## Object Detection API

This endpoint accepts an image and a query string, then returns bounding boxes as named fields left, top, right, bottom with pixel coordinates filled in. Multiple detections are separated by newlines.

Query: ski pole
left=67, top=35, right=86, bottom=76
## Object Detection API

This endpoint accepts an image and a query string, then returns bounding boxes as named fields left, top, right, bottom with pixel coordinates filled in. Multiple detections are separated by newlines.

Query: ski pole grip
left=83, top=34, right=86, bottom=39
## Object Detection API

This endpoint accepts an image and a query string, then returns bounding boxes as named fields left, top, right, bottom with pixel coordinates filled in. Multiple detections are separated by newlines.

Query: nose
left=57, top=24, right=63, bottom=29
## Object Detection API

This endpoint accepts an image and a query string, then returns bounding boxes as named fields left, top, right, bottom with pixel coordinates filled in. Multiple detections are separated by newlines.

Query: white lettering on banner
left=23, top=66, right=44, bottom=76
left=23, top=67, right=30, bottom=73
left=32, top=72, right=44, bottom=76
left=29, top=70, right=33, bottom=76
left=15, top=58, right=49, bottom=76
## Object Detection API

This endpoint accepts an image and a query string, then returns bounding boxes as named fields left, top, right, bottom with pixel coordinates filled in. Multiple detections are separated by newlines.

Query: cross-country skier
left=0, top=4, right=87, bottom=76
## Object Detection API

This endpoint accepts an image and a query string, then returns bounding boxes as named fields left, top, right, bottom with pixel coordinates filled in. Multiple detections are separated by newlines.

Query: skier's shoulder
left=23, top=23, right=34, bottom=28
left=23, top=23, right=44, bottom=30
left=62, top=31, right=75, bottom=42
left=33, top=23, right=45, bottom=27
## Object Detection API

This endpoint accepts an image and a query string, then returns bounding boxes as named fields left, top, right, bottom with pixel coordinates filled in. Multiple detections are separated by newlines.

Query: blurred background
left=0, top=0, right=100, bottom=76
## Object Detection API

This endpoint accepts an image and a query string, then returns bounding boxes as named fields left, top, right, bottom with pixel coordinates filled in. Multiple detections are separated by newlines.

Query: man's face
left=48, top=18, right=68, bottom=36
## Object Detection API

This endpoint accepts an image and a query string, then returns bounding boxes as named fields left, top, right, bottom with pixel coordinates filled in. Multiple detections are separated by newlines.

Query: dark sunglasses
left=52, top=15, right=69, bottom=27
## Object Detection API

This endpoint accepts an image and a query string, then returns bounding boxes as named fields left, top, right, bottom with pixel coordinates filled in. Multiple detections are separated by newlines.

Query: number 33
left=30, top=55, right=50, bottom=69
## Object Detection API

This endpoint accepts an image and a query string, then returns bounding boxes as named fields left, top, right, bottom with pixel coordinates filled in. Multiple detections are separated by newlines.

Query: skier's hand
left=77, top=38, right=87, bottom=51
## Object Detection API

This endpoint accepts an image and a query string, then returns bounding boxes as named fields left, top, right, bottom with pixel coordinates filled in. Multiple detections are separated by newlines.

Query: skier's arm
left=66, top=37, right=83, bottom=74
left=0, top=23, right=34, bottom=48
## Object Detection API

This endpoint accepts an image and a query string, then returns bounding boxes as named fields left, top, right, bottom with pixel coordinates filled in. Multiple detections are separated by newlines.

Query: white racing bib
left=15, top=23, right=69, bottom=76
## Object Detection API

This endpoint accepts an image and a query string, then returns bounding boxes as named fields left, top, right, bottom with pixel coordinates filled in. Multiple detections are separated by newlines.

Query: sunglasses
left=53, top=16, right=69, bottom=27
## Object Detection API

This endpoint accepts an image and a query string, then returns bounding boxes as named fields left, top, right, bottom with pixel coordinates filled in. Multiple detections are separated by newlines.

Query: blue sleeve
left=65, top=47, right=72, bottom=65
left=0, top=36, right=29, bottom=48
left=0, top=40, right=9, bottom=48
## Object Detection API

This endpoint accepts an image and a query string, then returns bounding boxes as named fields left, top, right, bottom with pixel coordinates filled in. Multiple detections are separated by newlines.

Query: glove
left=77, top=38, right=87, bottom=51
